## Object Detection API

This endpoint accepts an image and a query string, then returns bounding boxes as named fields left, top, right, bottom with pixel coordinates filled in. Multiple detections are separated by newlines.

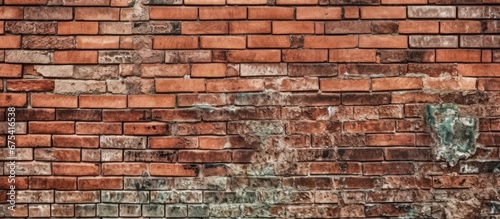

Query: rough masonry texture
left=0, top=0, right=499, bottom=218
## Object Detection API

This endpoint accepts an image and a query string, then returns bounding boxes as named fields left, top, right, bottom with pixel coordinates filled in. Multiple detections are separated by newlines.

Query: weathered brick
left=408, top=6, right=456, bottom=18
left=5, top=50, right=53, bottom=64
left=24, top=7, right=73, bottom=20
left=409, top=35, right=458, bottom=48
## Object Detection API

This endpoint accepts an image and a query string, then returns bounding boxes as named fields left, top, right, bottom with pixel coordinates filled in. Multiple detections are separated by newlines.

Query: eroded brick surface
left=0, top=1, right=499, bottom=219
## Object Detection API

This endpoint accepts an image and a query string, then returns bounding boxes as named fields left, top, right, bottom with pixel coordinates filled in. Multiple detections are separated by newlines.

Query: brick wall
left=0, top=0, right=499, bottom=218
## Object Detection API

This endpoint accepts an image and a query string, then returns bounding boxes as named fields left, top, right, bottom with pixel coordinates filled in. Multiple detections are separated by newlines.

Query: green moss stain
left=425, top=104, right=478, bottom=166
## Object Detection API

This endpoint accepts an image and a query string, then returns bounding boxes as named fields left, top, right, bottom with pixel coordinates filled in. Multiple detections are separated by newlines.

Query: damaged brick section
left=425, top=104, right=479, bottom=166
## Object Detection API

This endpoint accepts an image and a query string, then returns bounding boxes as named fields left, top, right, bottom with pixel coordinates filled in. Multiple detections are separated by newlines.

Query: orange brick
left=63, top=0, right=110, bottom=5
left=153, top=36, right=198, bottom=49
left=150, top=7, right=198, bottom=20
left=0, top=35, right=20, bottom=48
left=227, top=50, right=281, bottom=62
left=156, top=79, right=206, bottom=93
left=0, top=6, right=23, bottom=19
left=436, top=49, right=481, bottom=62
left=359, top=35, right=407, bottom=49
left=440, top=21, right=482, bottom=34
left=457, top=64, right=500, bottom=77
left=200, top=36, right=246, bottom=49
left=182, top=21, right=228, bottom=34
left=150, top=164, right=199, bottom=176
left=52, top=163, right=99, bottom=176
left=344, top=6, right=359, bottom=19
left=296, top=7, right=341, bottom=20
left=199, top=7, right=247, bottom=20
left=360, top=6, right=406, bottom=19
left=52, top=135, right=99, bottom=148
left=303, top=36, right=358, bottom=49
left=367, top=133, right=416, bottom=146
left=206, top=79, right=264, bottom=92
left=102, top=163, right=147, bottom=176
left=5, top=0, right=48, bottom=4
left=283, top=49, right=328, bottom=62
left=382, top=0, right=427, bottom=3
left=58, top=22, right=99, bottom=35
left=248, top=7, right=294, bottom=20
left=422, top=77, right=476, bottom=91
left=184, top=0, right=225, bottom=5
left=191, top=64, right=227, bottom=77
left=248, top=35, right=290, bottom=48
left=76, top=122, right=122, bottom=134
left=128, top=95, right=176, bottom=108
left=0, top=64, right=22, bottom=78
left=54, top=51, right=97, bottom=64
left=273, top=21, right=315, bottom=34
left=399, top=21, right=439, bottom=34
left=372, top=77, right=423, bottom=91
left=29, top=121, right=75, bottom=134
left=75, top=7, right=120, bottom=20
left=482, top=50, right=492, bottom=63
left=330, top=49, right=376, bottom=62
left=78, top=177, right=123, bottom=190
left=79, top=95, right=127, bottom=108
left=320, top=79, right=370, bottom=92
left=227, top=0, right=267, bottom=4
left=0, top=93, right=27, bottom=107
left=124, top=122, right=169, bottom=135
left=76, top=36, right=119, bottom=49
left=229, top=21, right=271, bottom=34
left=31, top=94, right=78, bottom=108
left=276, top=0, right=318, bottom=4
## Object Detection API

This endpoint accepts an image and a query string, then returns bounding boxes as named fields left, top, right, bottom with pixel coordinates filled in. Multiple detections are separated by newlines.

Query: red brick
left=296, top=7, right=341, bottom=20
left=7, top=79, right=54, bottom=92
left=155, top=79, right=205, bottom=93
left=372, top=77, right=423, bottom=91
left=153, top=36, right=198, bottom=49
left=75, top=7, right=119, bottom=21
left=229, top=21, right=270, bottom=34
left=422, top=77, right=476, bottom=91
left=54, top=51, right=97, bottom=64
left=182, top=21, right=228, bottom=34
left=0, top=35, right=21, bottom=48
left=128, top=95, right=175, bottom=108
left=0, top=64, right=22, bottom=78
left=31, top=94, right=77, bottom=108
left=199, top=7, right=247, bottom=20
left=382, top=0, right=426, bottom=3
left=102, top=109, right=151, bottom=122
left=399, top=21, right=439, bottom=34
left=440, top=21, right=482, bottom=34
left=283, top=49, right=329, bottom=62
left=366, top=134, right=415, bottom=146
left=433, top=176, right=478, bottom=188
left=479, top=78, right=500, bottom=91
left=385, top=148, right=432, bottom=161
left=76, top=122, right=122, bottom=134
left=273, top=21, right=315, bottom=34
left=29, top=122, right=75, bottom=134
left=200, top=36, right=246, bottom=49
left=76, top=36, right=119, bottom=49
left=359, top=35, right=407, bottom=49
left=276, top=0, right=318, bottom=4
left=53, top=163, right=99, bottom=176
left=35, top=148, right=81, bottom=161
left=248, top=7, right=294, bottom=20
left=52, top=135, right=99, bottom=148
left=29, top=177, right=76, bottom=190
left=228, top=50, right=281, bottom=62
left=457, top=64, right=500, bottom=77
left=78, top=177, right=123, bottom=190
left=344, top=121, right=395, bottom=133
left=436, top=49, right=481, bottom=62
left=58, top=22, right=99, bottom=35
left=102, top=163, right=147, bottom=176
left=344, top=6, right=359, bottom=19
left=191, top=64, right=227, bottom=77
left=325, top=21, right=371, bottom=34
left=303, top=36, right=357, bottom=49
left=361, top=6, right=406, bottom=19
left=149, top=137, right=198, bottom=149
left=150, top=7, right=198, bottom=20
left=15, top=135, right=51, bottom=147
left=329, top=49, right=376, bottom=62
left=482, top=50, right=492, bottom=63
left=124, top=122, right=170, bottom=135
left=247, top=35, right=290, bottom=48
left=178, top=150, right=232, bottom=163
left=79, top=95, right=127, bottom=108
left=184, top=0, right=225, bottom=4
left=206, top=79, right=264, bottom=92
left=320, top=79, right=370, bottom=92
left=0, top=6, right=24, bottom=19
left=5, top=0, right=48, bottom=4
left=363, top=163, right=415, bottom=175
left=0, top=177, right=28, bottom=190
left=227, top=0, right=267, bottom=4
left=150, top=164, right=199, bottom=176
